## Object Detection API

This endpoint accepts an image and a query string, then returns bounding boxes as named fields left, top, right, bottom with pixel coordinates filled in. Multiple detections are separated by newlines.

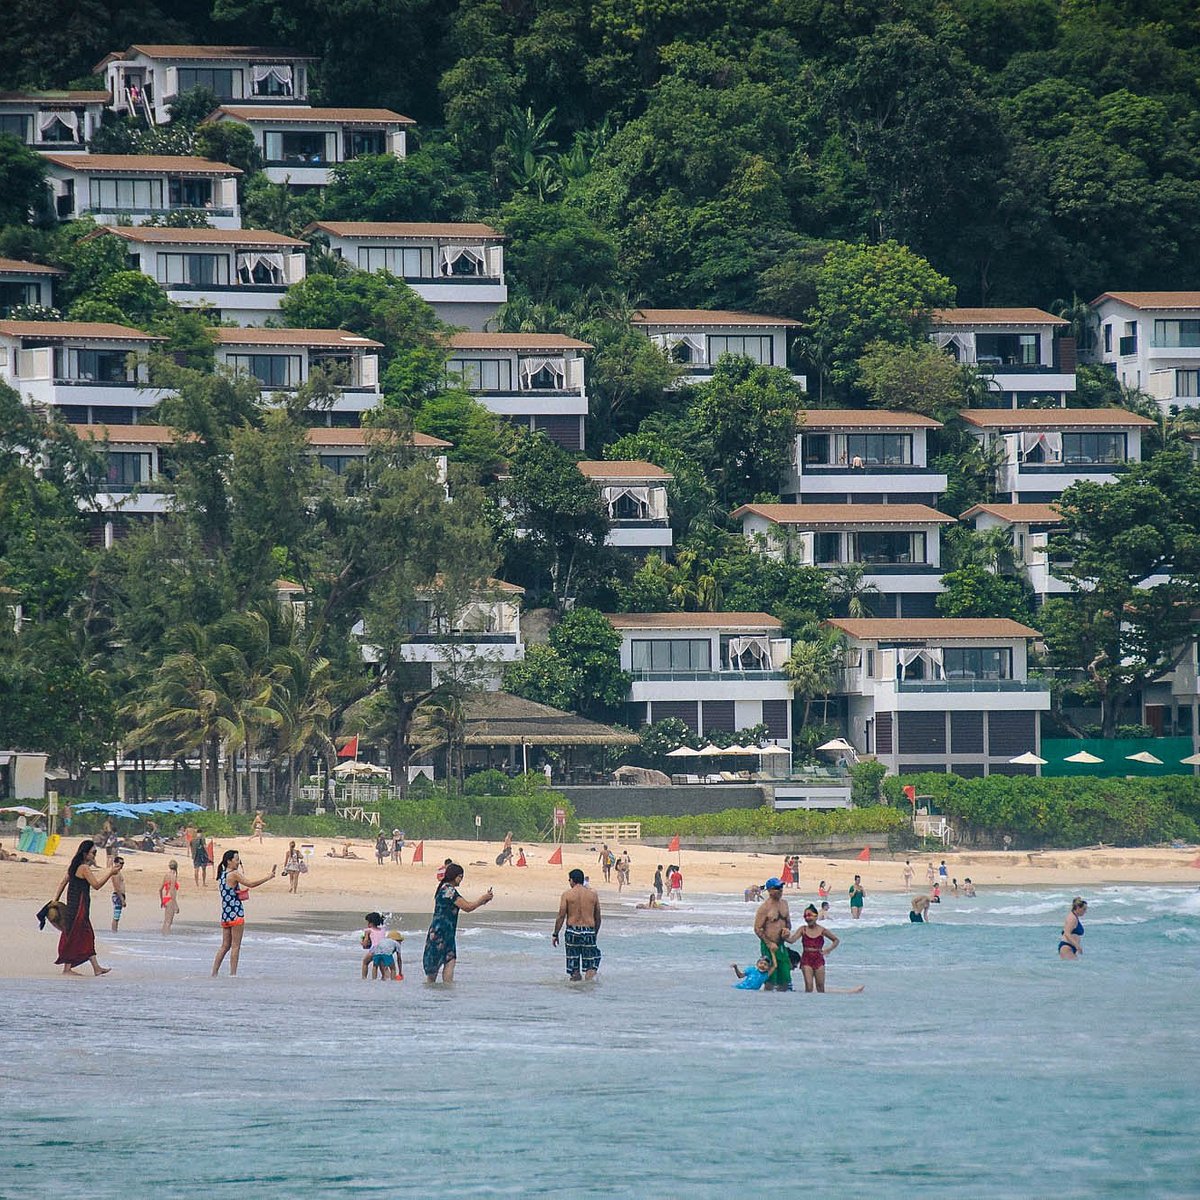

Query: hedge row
left=884, top=773, right=1200, bottom=847
left=627, top=807, right=908, bottom=838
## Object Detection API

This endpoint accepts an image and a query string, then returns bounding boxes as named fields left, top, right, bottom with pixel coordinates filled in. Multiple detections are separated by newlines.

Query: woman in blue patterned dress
left=212, top=849, right=277, bottom=977
left=422, top=863, right=493, bottom=983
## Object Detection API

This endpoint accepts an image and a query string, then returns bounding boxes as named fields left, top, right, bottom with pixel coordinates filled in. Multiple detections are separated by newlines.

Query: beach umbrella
left=334, top=760, right=389, bottom=776
left=1125, top=751, right=1163, bottom=765
left=817, top=738, right=855, bottom=753
left=0, top=805, right=46, bottom=817
left=697, top=744, right=725, bottom=756
left=666, top=745, right=702, bottom=757
left=726, top=744, right=757, bottom=755
left=1064, top=751, right=1104, bottom=764
left=756, top=744, right=791, bottom=756
left=1179, top=753, right=1200, bottom=766
left=1009, top=751, right=1047, bottom=765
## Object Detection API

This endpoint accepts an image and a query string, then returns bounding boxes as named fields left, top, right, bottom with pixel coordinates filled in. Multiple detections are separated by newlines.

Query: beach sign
left=301, top=843, right=314, bottom=860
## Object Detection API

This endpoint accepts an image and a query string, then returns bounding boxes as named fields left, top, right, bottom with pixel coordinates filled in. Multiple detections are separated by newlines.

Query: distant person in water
left=371, top=929, right=404, bottom=981
left=910, top=896, right=931, bottom=923
left=423, top=863, right=493, bottom=983
left=553, top=868, right=602, bottom=981
left=731, top=956, right=774, bottom=990
left=654, top=865, right=664, bottom=899
left=931, top=883, right=941, bottom=904
left=849, top=875, right=865, bottom=919
left=1059, top=897, right=1087, bottom=959
left=786, top=904, right=841, bottom=993
left=360, top=911, right=386, bottom=979
left=744, top=883, right=764, bottom=902
left=963, top=878, right=976, bottom=897
left=636, top=893, right=664, bottom=909
left=819, top=901, right=831, bottom=922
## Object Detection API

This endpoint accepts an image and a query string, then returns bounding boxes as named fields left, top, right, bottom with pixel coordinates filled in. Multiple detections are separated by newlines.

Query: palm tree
left=785, top=630, right=845, bottom=729
left=269, top=639, right=336, bottom=814
left=826, top=564, right=881, bottom=619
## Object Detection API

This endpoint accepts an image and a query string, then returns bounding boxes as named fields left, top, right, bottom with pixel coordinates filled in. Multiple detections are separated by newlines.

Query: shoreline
left=3, top=834, right=1198, bottom=979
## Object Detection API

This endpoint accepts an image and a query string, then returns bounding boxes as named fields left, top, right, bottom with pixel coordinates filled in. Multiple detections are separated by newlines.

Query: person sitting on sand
left=0, top=840, right=20, bottom=861
left=910, top=896, right=931, bottom=923
left=371, top=929, right=404, bottom=981
left=731, top=956, right=774, bottom=990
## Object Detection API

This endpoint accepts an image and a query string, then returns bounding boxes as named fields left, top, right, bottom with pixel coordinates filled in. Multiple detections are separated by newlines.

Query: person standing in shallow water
left=553, top=868, right=602, bottom=980
left=53, top=839, right=120, bottom=976
left=212, top=850, right=277, bottom=977
left=423, top=863, right=493, bottom=983
left=1059, top=897, right=1087, bottom=959
left=849, top=875, right=865, bottom=919
left=753, top=878, right=793, bottom=991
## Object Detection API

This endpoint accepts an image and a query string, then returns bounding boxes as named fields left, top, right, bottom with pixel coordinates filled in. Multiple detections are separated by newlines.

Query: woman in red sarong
left=53, top=839, right=121, bottom=975
left=780, top=856, right=794, bottom=888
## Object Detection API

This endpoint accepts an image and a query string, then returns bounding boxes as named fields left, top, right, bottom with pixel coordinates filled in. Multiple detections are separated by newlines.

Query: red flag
left=902, top=785, right=916, bottom=805
left=1190, top=856, right=1200, bottom=868
left=337, top=735, right=359, bottom=759
left=668, top=834, right=680, bottom=853
left=411, top=840, right=424, bottom=864
left=547, top=846, right=563, bottom=865
left=857, top=846, right=871, bottom=861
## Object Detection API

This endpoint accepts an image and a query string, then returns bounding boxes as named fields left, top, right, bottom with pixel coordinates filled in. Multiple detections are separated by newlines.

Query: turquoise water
left=2, top=885, right=1198, bottom=1198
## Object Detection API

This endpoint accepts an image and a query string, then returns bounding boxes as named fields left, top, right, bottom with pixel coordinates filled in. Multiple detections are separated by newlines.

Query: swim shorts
left=760, top=940, right=792, bottom=989
left=221, top=917, right=245, bottom=929
left=564, top=925, right=601, bottom=976
left=372, top=952, right=394, bottom=968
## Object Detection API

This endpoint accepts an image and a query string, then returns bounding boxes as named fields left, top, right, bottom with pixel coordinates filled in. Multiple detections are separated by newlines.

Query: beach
left=3, top=832, right=1199, bottom=978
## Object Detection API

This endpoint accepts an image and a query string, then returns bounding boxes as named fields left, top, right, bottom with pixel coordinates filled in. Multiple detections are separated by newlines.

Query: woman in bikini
left=212, top=850, right=276, bottom=977
left=786, top=904, right=839, bottom=992
left=1058, top=897, right=1087, bottom=959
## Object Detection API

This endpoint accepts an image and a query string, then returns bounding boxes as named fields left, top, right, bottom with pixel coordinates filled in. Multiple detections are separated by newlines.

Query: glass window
left=976, top=333, right=1040, bottom=366
left=851, top=530, right=926, bottom=565
left=104, top=451, right=149, bottom=487
left=176, top=68, right=236, bottom=99
left=227, top=353, right=302, bottom=387
left=251, top=66, right=293, bottom=97
left=814, top=531, right=841, bottom=564
left=1061, top=432, right=1126, bottom=464
left=264, top=130, right=328, bottom=163
left=57, top=348, right=132, bottom=382
left=359, top=246, right=434, bottom=277
left=706, top=334, right=773, bottom=365
left=801, top=433, right=830, bottom=465
left=169, top=177, right=214, bottom=209
left=1103, top=324, right=1112, bottom=353
left=943, top=647, right=1012, bottom=680
left=1176, top=370, right=1200, bottom=398
left=157, top=253, right=229, bottom=286
left=39, top=114, right=80, bottom=143
left=0, top=281, right=38, bottom=312
left=1154, top=319, right=1200, bottom=349
left=845, top=433, right=913, bottom=465
left=447, top=358, right=512, bottom=392
left=630, top=639, right=711, bottom=672
left=317, top=453, right=359, bottom=475
left=89, top=177, right=162, bottom=211
left=346, top=129, right=386, bottom=158
left=0, top=114, right=31, bottom=141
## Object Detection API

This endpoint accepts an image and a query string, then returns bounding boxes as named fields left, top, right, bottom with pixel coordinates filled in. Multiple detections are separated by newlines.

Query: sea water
left=1, top=885, right=1197, bottom=1198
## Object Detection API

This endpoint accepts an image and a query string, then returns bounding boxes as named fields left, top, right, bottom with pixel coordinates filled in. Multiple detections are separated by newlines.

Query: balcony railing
left=894, top=678, right=1047, bottom=693
left=53, top=377, right=146, bottom=388
left=630, top=669, right=786, bottom=682
left=405, top=633, right=518, bottom=644
left=1017, top=460, right=1128, bottom=472
left=80, top=206, right=236, bottom=219
left=816, top=560, right=938, bottom=573
left=975, top=361, right=1057, bottom=372
left=1119, top=336, right=1138, bottom=356
left=610, top=518, right=670, bottom=528
left=1150, top=339, right=1200, bottom=349
left=167, top=282, right=288, bottom=293
left=800, top=464, right=939, bottom=474
left=408, top=275, right=503, bottom=286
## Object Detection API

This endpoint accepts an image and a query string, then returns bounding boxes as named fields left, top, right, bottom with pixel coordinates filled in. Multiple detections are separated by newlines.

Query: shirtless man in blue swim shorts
left=552, top=868, right=602, bottom=981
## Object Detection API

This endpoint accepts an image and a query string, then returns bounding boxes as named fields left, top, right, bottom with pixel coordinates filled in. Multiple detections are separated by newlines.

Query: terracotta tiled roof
left=0, top=320, right=161, bottom=341
left=421, top=574, right=524, bottom=595
left=448, top=332, right=591, bottom=351
left=213, top=328, right=383, bottom=348
left=40, top=153, right=241, bottom=174
left=632, top=308, right=800, bottom=327
left=107, top=45, right=317, bottom=62
left=931, top=307, right=1067, bottom=327
left=796, top=408, right=942, bottom=430
left=960, top=407, right=1155, bottom=429
left=0, top=90, right=109, bottom=103
left=0, top=257, right=64, bottom=276
left=1091, top=291, right=1200, bottom=310
left=828, top=618, right=1042, bottom=640
left=100, top=226, right=305, bottom=247
left=304, top=427, right=451, bottom=448
left=215, top=105, right=414, bottom=126
left=732, top=503, right=954, bottom=525
left=576, top=460, right=672, bottom=480
left=961, top=502, right=1063, bottom=524
left=605, top=612, right=782, bottom=630
left=307, top=221, right=503, bottom=240
left=68, top=423, right=175, bottom=444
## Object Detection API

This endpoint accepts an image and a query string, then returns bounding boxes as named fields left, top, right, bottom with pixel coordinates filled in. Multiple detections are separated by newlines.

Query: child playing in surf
left=731, top=956, right=774, bottom=990
left=371, top=929, right=404, bottom=981
left=360, top=912, right=386, bottom=979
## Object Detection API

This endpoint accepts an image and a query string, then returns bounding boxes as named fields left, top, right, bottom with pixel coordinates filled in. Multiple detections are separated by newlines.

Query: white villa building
left=930, top=307, right=1076, bottom=407
left=0, top=320, right=169, bottom=424
left=605, top=612, right=793, bottom=746
left=102, top=226, right=306, bottom=324
left=209, top=107, right=413, bottom=186
left=784, top=409, right=947, bottom=504
left=576, top=461, right=672, bottom=553
left=1091, top=291, right=1200, bottom=411
left=98, top=45, right=316, bottom=125
left=962, top=502, right=1069, bottom=604
left=447, top=332, right=590, bottom=450
left=0, top=258, right=62, bottom=315
left=304, top=426, right=449, bottom=486
left=959, top=407, right=1155, bottom=502
left=631, top=308, right=804, bottom=387
left=69, top=424, right=175, bottom=545
left=0, top=90, right=107, bottom=152
left=733, top=502, right=954, bottom=618
left=829, top=617, right=1051, bottom=777
left=307, top=221, right=507, bottom=330
left=42, top=154, right=242, bottom=228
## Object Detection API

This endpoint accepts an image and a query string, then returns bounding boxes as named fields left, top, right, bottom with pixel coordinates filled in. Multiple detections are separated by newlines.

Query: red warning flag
left=902, top=785, right=916, bottom=805
left=668, top=834, right=680, bottom=853
left=411, top=841, right=424, bottom=863
left=337, top=735, right=359, bottom=759
left=547, top=846, right=563, bottom=865
left=1190, top=856, right=1200, bottom=868
left=857, top=847, right=871, bottom=861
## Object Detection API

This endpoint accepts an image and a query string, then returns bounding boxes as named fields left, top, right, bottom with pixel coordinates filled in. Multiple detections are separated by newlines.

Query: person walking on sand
left=212, top=851, right=277, bottom=977
left=375, top=832, right=388, bottom=865
left=391, top=829, right=404, bottom=865
left=780, top=856, right=794, bottom=889
left=753, top=878, right=793, bottom=991
left=282, top=841, right=305, bottom=894
left=193, top=833, right=211, bottom=888
left=53, top=840, right=120, bottom=976
left=902, top=860, right=914, bottom=892
left=599, top=844, right=613, bottom=883
left=553, top=868, right=602, bottom=981
left=252, top=812, right=264, bottom=843
left=160, top=859, right=180, bottom=934
left=422, top=863, right=493, bottom=983
left=849, top=875, right=865, bottom=920
left=1058, top=897, right=1087, bottom=959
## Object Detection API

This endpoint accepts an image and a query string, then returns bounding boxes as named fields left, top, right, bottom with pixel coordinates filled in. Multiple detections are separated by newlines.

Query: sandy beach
left=2, top=832, right=1198, bottom=979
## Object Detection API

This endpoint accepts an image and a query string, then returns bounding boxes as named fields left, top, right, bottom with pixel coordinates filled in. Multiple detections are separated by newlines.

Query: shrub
left=627, top=807, right=907, bottom=839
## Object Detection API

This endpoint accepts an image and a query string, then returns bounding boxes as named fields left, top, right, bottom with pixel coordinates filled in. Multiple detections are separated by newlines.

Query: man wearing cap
left=753, top=878, right=793, bottom=990
left=553, top=868, right=602, bottom=981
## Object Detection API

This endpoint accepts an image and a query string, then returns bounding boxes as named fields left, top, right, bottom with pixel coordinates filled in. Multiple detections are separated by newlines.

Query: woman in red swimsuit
left=786, top=903, right=840, bottom=993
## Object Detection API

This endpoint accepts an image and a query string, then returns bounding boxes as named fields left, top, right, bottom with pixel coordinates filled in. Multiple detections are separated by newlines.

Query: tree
left=413, top=392, right=512, bottom=480
left=0, top=134, right=47, bottom=225
left=938, top=564, right=1033, bottom=621
left=826, top=564, right=881, bottom=619
left=321, top=146, right=475, bottom=222
left=195, top=121, right=264, bottom=181
left=501, top=643, right=576, bottom=711
left=1043, top=450, right=1200, bottom=736
left=67, top=270, right=173, bottom=329
left=856, top=338, right=968, bottom=420
left=804, top=240, right=955, bottom=393
left=785, top=628, right=844, bottom=730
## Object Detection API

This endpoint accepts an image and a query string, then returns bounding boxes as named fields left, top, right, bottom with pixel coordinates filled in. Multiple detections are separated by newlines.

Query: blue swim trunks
left=564, top=925, right=601, bottom=977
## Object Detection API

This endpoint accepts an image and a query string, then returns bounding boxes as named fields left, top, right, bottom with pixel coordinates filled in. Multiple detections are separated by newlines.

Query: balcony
left=405, top=633, right=518, bottom=644
left=630, top=669, right=787, bottom=682
left=816, top=560, right=939, bottom=573
left=167, top=281, right=288, bottom=294
left=894, top=678, right=1047, bottom=693
left=799, top=464, right=940, bottom=475
left=1017, top=459, right=1128, bottom=473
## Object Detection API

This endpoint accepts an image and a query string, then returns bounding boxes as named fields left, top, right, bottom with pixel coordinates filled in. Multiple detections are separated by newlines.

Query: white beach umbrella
left=1064, top=751, right=1104, bottom=764
left=726, top=744, right=757, bottom=754
left=698, top=744, right=725, bottom=756
left=666, top=745, right=702, bottom=757
left=1009, top=751, right=1048, bottom=765
left=1125, top=751, right=1163, bottom=765
left=817, top=737, right=855, bottom=753
left=334, top=760, right=389, bottom=776
left=1180, top=752, right=1200, bottom=766
left=756, top=744, right=792, bottom=756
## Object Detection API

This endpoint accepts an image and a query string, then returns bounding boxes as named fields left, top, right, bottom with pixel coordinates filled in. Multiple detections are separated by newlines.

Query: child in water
left=371, top=929, right=404, bottom=981
left=731, top=956, right=774, bottom=990
left=360, top=912, right=386, bottom=979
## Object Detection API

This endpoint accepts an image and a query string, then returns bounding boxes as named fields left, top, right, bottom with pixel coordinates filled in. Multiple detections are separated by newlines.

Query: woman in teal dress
left=422, top=863, right=493, bottom=982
